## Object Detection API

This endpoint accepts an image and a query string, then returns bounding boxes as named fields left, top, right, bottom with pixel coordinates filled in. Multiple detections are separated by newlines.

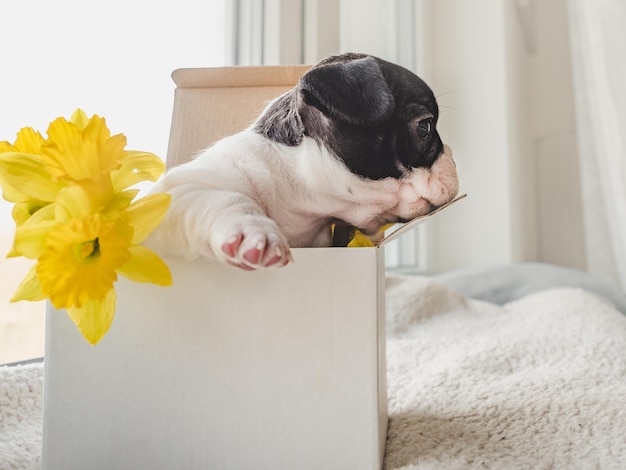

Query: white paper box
left=43, top=248, right=388, bottom=470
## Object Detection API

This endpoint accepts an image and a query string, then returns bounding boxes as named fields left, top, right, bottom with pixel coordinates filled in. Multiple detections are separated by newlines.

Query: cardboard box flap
left=167, top=65, right=311, bottom=168
left=171, top=65, right=312, bottom=89
left=378, top=193, right=467, bottom=247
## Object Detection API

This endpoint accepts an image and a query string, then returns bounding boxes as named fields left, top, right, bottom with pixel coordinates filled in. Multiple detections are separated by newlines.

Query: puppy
left=145, top=53, right=459, bottom=270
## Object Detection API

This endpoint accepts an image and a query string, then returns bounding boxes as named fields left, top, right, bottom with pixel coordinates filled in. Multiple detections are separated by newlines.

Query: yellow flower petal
left=13, top=127, right=45, bottom=154
left=106, top=189, right=140, bottom=215
left=54, top=175, right=114, bottom=223
left=69, top=109, right=89, bottom=130
left=37, top=214, right=132, bottom=308
left=111, top=151, right=165, bottom=192
left=10, top=222, right=56, bottom=259
left=125, top=193, right=171, bottom=244
left=117, top=245, right=172, bottom=286
left=0, top=141, right=14, bottom=153
left=10, top=264, right=45, bottom=302
left=11, top=205, right=57, bottom=258
left=66, top=288, right=116, bottom=345
left=12, top=200, right=50, bottom=226
left=42, top=115, right=125, bottom=182
left=347, top=224, right=394, bottom=248
left=347, top=230, right=376, bottom=247
left=0, top=152, right=62, bottom=203
left=78, top=173, right=115, bottom=211
left=54, top=185, right=93, bottom=222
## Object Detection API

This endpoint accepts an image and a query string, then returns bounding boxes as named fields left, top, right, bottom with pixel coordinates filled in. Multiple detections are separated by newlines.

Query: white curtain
left=567, top=0, right=626, bottom=291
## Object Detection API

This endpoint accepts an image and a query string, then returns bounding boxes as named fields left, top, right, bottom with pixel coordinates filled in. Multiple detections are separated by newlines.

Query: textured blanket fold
left=2, top=275, right=626, bottom=469
left=384, top=275, right=626, bottom=469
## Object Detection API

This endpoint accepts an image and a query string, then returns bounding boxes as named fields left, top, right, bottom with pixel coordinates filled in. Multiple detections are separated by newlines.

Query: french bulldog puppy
left=145, top=53, right=459, bottom=270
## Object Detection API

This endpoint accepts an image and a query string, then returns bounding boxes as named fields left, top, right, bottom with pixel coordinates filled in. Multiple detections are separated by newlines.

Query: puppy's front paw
left=215, top=221, right=293, bottom=270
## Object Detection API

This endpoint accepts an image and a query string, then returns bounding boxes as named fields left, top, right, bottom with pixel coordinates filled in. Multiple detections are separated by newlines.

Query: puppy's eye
left=416, top=118, right=432, bottom=138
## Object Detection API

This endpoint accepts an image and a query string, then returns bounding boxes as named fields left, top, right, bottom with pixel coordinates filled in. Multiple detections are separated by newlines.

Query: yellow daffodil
left=348, top=229, right=379, bottom=247
left=343, top=224, right=394, bottom=247
left=331, top=223, right=395, bottom=247
left=41, top=113, right=125, bottom=183
left=0, top=128, right=63, bottom=224
left=40, top=111, right=165, bottom=216
left=67, top=289, right=117, bottom=345
left=9, top=203, right=57, bottom=258
left=36, top=214, right=132, bottom=309
left=10, top=196, right=172, bottom=345
left=1, top=109, right=172, bottom=345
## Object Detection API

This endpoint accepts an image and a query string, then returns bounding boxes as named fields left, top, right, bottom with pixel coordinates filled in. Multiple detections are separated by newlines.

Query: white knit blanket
left=2, top=275, right=626, bottom=469
left=0, top=363, right=42, bottom=470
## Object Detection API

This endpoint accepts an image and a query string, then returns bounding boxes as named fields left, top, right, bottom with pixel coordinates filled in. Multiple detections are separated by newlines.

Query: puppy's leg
left=146, top=184, right=293, bottom=270
left=212, top=202, right=294, bottom=270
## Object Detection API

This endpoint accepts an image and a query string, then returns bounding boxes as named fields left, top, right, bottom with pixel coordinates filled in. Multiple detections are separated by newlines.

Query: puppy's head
left=300, top=53, right=447, bottom=181
left=255, top=53, right=458, bottom=223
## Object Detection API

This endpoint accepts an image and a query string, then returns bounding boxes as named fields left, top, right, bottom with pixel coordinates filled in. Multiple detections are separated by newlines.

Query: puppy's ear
left=299, top=56, right=394, bottom=126
left=254, top=90, right=304, bottom=146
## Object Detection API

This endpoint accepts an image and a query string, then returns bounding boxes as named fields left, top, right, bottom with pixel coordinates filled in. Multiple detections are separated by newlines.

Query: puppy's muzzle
left=394, top=143, right=459, bottom=221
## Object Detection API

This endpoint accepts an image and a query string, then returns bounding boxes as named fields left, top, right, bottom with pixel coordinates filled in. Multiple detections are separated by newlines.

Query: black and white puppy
left=145, top=53, right=459, bottom=270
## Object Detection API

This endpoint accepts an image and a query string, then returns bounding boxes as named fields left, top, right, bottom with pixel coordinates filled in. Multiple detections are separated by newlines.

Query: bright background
left=0, top=0, right=227, bottom=362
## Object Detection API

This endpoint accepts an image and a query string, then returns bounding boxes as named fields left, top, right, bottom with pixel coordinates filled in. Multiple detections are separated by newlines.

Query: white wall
left=529, top=0, right=585, bottom=270
left=419, top=0, right=583, bottom=273
left=424, top=0, right=520, bottom=272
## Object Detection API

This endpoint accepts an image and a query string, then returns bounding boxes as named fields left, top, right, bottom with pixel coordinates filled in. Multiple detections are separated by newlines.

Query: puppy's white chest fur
left=148, top=131, right=393, bottom=254
left=146, top=128, right=457, bottom=267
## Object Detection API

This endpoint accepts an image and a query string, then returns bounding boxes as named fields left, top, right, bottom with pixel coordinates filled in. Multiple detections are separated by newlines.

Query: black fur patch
left=299, top=56, right=395, bottom=127
left=254, top=53, right=443, bottom=182
left=254, top=90, right=304, bottom=146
